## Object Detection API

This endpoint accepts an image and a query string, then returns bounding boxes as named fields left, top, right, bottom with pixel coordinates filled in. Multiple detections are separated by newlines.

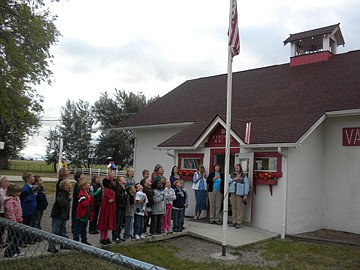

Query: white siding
left=322, top=116, right=360, bottom=234
left=286, top=125, right=324, bottom=234
left=132, top=127, right=183, bottom=180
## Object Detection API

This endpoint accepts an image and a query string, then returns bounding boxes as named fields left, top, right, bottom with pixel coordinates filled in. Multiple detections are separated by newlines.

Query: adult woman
left=206, top=164, right=224, bottom=224
left=229, top=164, right=249, bottom=229
left=169, top=166, right=182, bottom=187
left=151, top=164, right=161, bottom=182
left=191, top=165, right=207, bottom=219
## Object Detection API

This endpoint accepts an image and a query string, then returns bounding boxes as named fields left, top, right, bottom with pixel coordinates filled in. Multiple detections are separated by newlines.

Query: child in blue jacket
left=20, top=172, right=37, bottom=245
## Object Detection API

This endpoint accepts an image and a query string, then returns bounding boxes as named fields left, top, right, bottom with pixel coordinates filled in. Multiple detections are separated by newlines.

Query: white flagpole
left=222, top=0, right=234, bottom=257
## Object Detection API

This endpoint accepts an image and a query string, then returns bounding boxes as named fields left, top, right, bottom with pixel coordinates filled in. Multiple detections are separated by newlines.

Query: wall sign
left=343, top=127, right=360, bottom=146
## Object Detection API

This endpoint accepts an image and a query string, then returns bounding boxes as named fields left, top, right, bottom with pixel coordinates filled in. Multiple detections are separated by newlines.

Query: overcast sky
left=22, top=0, right=360, bottom=159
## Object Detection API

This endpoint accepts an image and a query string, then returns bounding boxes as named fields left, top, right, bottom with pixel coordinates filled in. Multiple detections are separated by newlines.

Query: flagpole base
left=211, top=251, right=239, bottom=261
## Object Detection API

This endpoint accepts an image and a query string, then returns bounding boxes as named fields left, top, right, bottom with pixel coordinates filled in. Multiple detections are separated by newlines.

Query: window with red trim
left=254, top=152, right=282, bottom=179
left=177, top=153, right=204, bottom=180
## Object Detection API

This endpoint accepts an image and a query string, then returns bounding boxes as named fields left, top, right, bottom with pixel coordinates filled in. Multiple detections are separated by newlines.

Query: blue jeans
left=134, top=214, right=144, bottom=236
left=72, top=219, right=88, bottom=242
left=181, top=207, right=186, bottom=228
left=124, top=216, right=134, bottom=239
left=172, top=209, right=183, bottom=231
left=4, top=227, right=20, bottom=257
left=112, top=207, right=125, bottom=240
left=49, top=218, right=67, bottom=249
left=30, top=209, right=44, bottom=229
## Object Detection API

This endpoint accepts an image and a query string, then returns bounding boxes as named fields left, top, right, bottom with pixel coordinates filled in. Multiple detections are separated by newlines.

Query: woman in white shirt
left=192, top=165, right=207, bottom=219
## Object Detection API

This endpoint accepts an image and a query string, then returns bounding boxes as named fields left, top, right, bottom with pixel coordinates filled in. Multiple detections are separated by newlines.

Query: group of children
left=0, top=164, right=189, bottom=256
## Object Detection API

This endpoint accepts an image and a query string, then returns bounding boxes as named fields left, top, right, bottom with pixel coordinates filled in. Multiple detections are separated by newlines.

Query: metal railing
left=69, top=168, right=126, bottom=177
left=0, top=218, right=166, bottom=270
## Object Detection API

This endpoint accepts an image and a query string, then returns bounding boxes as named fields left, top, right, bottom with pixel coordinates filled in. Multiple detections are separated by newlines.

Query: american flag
left=228, top=0, right=240, bottom=58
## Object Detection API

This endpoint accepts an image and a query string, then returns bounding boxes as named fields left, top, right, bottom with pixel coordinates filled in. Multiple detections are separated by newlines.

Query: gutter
left=278, top=147, right=288, bottom=240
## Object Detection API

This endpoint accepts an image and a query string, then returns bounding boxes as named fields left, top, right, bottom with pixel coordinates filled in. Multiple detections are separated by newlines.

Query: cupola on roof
left=284, top=23, right=345, bottom=67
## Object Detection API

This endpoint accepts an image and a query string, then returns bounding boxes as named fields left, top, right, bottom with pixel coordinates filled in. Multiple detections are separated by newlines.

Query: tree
left=93, top=89, right=157, bottom=166
left=0, top=0, right=60, bottom=168
left=44, top=128, right=61, bottom=172
left=59, top=100, right=94, bottom=168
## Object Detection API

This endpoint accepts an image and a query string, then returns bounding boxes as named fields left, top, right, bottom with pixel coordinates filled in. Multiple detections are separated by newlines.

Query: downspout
left=278, top=147, right=288, bottom=239
left=166, top=149, right=176, bottom=166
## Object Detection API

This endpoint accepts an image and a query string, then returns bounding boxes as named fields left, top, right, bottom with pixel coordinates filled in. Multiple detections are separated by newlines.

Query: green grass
left=107, top=238, right=360, bottom=270
left=0, top=253, right=120, bottom=270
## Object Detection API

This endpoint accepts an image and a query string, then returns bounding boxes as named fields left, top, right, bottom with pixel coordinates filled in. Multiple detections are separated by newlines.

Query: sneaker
left=135, top=234, right=140, bottom=240
left=15, top=252, right=24, bottom=257
left=105, top=238, right=112, bottom=244
left=163, top=231, right=167, bottom=236
left=140, top=234, right=146, bottom=239
left=235, top=224, right=241, bottom=229
left=82, top=241, right=92, bottom=246
left=100, top=240, right=109, bottom=246
left=19, top=243, right=27, bottom=248
left=229, top=223, right=236, bottom=227
left=115, top=238, right=121, bottom=244
left=47, top=247, right=59, bottom=253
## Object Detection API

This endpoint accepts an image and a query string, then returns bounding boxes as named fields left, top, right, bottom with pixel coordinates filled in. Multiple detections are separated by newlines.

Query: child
left=89, top=175, right=102, bottom=234
left=97, top=177, right=116, bottom=246
left=112, top=176, right=126, bottom=243
left=141, top=178, right=153, bottom=236
left=134, top=183, right=148, bottom=240
left=139, top=169, right=150, bottom=186
left=161, top=179, right=176, bottom=235
left=125, top=167, right=135, bottom=188
left=4, top=184, right=23, bottom=258
left=71, top=172, right=85, bottom=240
left=49, top=179, right=72, bottom=253
left=180, top=179, right=188, bottom=230
left=74, top=179, right=93, bottom=245
left=20, top=172, right=37, bottom=245
left=0, top=176, right=9, bottom=247
left=150, top=176, right=165, bottom=235
left=124, top=185, right=136, bottom=240
left=172, top=180, right=185, bottom=232
left=30, top=176, right=48, bottom=231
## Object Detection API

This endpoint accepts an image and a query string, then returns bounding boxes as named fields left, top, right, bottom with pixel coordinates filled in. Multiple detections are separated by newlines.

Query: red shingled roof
left=118, top=50, right=360, bottom=147
left=283, top=23, right=345, bottom=45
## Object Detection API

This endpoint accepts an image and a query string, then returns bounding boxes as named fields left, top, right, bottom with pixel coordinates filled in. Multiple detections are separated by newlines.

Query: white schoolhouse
left=117, top=24, right=360, bottom=236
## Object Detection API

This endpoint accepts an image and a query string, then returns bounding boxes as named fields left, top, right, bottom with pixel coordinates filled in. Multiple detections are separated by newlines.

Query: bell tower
left=283, top=24, right=345, bottom=67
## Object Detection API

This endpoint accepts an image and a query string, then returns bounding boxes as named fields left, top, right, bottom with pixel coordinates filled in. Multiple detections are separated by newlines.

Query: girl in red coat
left=97, top=177, right=116, bottom=246
left=74, top=179, right=94, bottom=245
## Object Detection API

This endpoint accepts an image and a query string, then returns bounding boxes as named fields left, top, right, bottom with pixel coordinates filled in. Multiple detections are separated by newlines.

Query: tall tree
left=93, top=89, right=157, bottom=167
left=44, top=127, right=61, bottom=172
left=0, top=0, right=59, bottom=168
left=59, top=100, right=94, bottom=168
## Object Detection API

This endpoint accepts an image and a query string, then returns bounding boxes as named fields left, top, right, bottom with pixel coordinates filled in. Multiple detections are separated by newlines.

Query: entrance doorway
left=209, top=148, right=239, bottom=174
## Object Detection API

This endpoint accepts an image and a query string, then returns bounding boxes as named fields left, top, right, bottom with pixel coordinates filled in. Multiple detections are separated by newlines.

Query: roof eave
left=115, top=122, right=194, bottom=131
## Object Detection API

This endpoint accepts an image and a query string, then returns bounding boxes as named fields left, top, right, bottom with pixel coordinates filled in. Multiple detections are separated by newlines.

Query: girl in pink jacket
left=4, top=184, right=23, bottom=258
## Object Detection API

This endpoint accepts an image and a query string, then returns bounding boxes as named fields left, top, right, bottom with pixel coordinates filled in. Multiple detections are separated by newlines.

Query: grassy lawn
left=108, top=238, right=360, bottom=270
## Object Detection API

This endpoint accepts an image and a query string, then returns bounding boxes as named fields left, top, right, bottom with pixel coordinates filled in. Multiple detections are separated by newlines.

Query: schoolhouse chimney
left=283, top=23, right=345, bottom=67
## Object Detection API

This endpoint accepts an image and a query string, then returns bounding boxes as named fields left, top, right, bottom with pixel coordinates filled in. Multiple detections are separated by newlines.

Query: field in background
left=7, top=160, right=109, bottom=172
